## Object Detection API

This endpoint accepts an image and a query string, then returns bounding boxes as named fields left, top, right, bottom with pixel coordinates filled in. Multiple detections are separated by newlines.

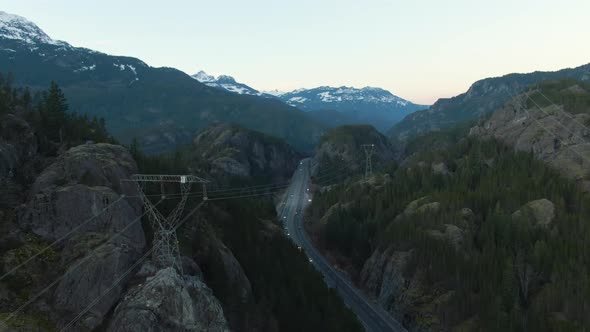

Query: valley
left=1, top=5, right=590, bottom=332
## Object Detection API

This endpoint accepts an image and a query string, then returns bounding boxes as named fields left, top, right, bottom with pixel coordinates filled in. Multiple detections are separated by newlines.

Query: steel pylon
left=132, top=174, right=208, bottom=274
left=361, top=144, right=375, bottom=179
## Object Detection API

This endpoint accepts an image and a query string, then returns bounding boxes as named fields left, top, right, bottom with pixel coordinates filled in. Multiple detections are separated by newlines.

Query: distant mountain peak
left=263, top=89, right=286, bottom=97
left=215, top=75, right=237, bottom=84
left=279, top=85, right=415, bottom=107
left=274, top=85, right=428, bottom=131
left=193, top=70, right=215, bottom=82
left=0, top=11, right=61, bottom=45
left=191, top=70, right=270, bottom=97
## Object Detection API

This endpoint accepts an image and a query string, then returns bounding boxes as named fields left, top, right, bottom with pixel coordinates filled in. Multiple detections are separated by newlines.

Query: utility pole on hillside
left=131, top=174, right=208, bottom=274
left=361, top=144, right=375, bottom=179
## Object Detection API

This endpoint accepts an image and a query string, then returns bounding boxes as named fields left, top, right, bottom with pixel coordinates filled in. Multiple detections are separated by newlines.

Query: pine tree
left=42, top=81, right=69, bottom=142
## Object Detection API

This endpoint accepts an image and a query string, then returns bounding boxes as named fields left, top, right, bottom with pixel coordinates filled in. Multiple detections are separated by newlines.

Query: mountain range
left=192, top=70, right=428, bottom=131
left=0, top=11, right=324, bottom=153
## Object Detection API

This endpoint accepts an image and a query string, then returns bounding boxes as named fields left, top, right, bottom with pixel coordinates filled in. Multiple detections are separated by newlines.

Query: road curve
left=277, top=158, right=407, bottom=332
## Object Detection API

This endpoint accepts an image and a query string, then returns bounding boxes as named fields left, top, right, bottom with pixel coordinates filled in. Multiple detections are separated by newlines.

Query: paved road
left=277, top=158, right=407, bottom=332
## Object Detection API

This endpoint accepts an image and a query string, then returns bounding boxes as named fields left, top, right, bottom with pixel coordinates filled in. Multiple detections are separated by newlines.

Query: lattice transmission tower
left=131, top=174, right=208, bottom=273
left=361, top=144, right=375, bottom=179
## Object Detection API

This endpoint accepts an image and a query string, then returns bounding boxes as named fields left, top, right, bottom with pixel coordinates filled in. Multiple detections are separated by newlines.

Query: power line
left=0, top=195, right=127, bottom=284
left=535, top=86, right=590, bottom=134
left=59, top=247, right=153, bottom=332
left=60, top=200, right=207, bottom=331
left=131, top=174, right=207, bottom=273
left=0, top=198, right=165, bottom=325
left=508, top=90, right=590, bottom=165
left=523, top=90, right=590, bottom=147
left=137, top=162, right=355, bottom=201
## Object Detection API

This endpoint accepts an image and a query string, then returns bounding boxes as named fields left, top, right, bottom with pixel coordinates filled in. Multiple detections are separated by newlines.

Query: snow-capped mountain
left=279, top=86, right=422, bottom=110
left=190, top=69, right=429, bottom=130
left=0, top=11, right=62, bottom=45
left=0, top=10, right=145, bottom=84
left=262, top=89, right=286, bottom=97
left=276, top=86, right=429, bottom=131
left=192, top=70, right=272, bottom=97
left=0, top=11, right=325, bottom=153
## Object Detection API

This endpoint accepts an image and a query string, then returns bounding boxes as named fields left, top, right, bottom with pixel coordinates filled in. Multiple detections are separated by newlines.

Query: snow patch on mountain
left=288, top=96, right=308, bottom=104
left=74, top=64, right=96, bottom=72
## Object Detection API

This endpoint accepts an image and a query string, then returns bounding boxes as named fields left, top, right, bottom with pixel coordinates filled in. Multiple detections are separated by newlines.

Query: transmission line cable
left=0, top=195, right=127, bottom=283
left=59, top=200, right=207, bottom=331
left=508, top=90, right=590, bottom=165
left=1, top=198, right=165, bottom=325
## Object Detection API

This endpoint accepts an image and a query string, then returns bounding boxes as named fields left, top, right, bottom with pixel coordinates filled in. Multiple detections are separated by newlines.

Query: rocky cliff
left=469, top=80, right=590, bottom=191
left=189, top=123, right=302, bottom=185
left=0, top=113, right=233, bottom=331
left=389, top=63, right=590, bottom=141
left=312, top=125, right=396, bottom=180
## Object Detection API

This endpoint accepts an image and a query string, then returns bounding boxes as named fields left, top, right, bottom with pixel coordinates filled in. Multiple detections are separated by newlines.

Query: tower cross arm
left=130, top=174, right=209, bottom=183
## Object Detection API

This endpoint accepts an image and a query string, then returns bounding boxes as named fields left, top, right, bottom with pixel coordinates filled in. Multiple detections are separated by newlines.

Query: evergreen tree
left=42, top=81, right=69, bottom=142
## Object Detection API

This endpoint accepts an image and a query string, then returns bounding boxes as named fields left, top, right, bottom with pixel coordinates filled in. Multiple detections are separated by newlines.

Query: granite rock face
left=191, top=123, right=301, bottom=184
left=107, top=267, right=230, bottom=332
left=13, top=143, right=146, bottom=330
left=470, top=95, right=590, bottom=191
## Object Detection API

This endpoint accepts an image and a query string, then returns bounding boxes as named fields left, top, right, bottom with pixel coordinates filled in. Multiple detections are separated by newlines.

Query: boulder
left=431, top=162, right=450, bottom=175
left=107, top=267, right=230, bottom=332
left=404, top=196, right=431, bottom=215
left=416, top=202, right=441, bottom=215
left=512, top=198, right=555, bottom=227
left=426, top=224, right=465, bottom=250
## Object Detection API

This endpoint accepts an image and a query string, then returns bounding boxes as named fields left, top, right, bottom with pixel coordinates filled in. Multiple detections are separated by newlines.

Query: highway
left=277, top=158, right=407, bottom=332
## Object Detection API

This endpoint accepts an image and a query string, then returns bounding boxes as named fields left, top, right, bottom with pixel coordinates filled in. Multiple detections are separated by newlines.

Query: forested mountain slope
left=306, top=83, right=590, bottom=331
left=312, top=125, right=396, bottom=179
left=388, top=63, right=590, bottom=141
left=0, top=78, right=361, bottom=332
left=470, top=79, right=590, bottom=192
left=0, top=11, right=325, bottom=153
left=307, top=137, right=590, bottom=331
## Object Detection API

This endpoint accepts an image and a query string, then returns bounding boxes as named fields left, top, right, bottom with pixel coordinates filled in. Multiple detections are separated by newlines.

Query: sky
left=2, top=0, right=590, bottom=104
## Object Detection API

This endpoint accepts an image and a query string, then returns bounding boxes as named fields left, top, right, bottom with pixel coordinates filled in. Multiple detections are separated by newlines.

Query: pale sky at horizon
left=2, top=0, right=589, bottom=104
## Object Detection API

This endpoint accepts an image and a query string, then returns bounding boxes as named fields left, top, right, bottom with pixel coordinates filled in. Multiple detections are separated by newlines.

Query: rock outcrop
left=107, top=267, right=230, bottom=332
left=312, top=125, right=397, bottom=178
left=190, top=123, right=301, bottom=185
left=360, top=247, right=412, bottom=315
left=470, top=88, right=590, bottom=191
left=11, top=143, right=145, bottom=330
left=512, top=198, right=555, bottom=227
